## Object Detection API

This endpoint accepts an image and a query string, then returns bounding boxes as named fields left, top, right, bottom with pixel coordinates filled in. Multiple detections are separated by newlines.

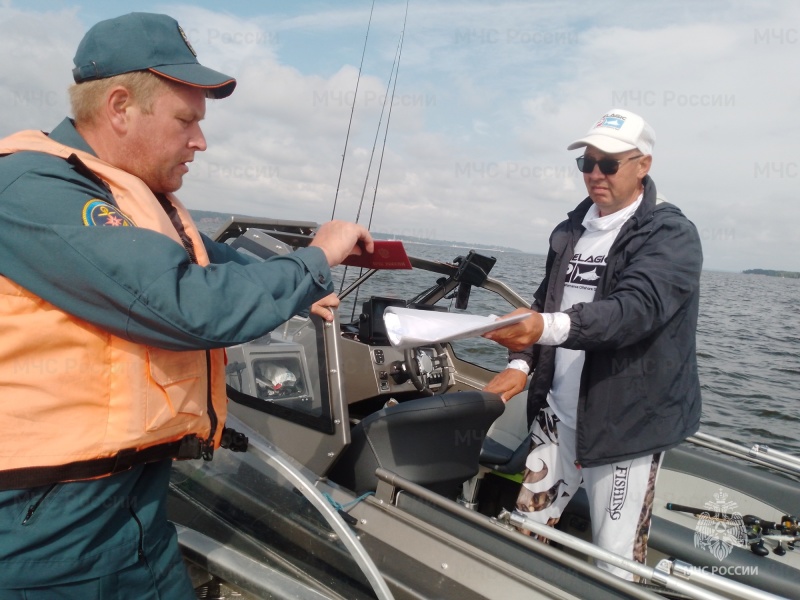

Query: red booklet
left=341, top=240, right=412, bottom=270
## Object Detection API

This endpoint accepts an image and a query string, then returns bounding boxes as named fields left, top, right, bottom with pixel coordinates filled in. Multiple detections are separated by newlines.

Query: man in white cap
left=484, top=109, right=703, bottom=579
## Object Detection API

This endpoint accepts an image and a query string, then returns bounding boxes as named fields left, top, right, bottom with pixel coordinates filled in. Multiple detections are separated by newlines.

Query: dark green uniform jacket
left=0, top=118, right=333, bottom=587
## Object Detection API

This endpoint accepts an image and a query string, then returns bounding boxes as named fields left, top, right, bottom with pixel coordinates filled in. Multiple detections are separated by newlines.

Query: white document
left=383, top=307, right=530, bottom=349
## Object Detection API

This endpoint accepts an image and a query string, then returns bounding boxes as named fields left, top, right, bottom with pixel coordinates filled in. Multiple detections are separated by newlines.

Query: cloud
left=0, top=6, right=80, bottom=130
left=1, top=1, right=798, bottom=271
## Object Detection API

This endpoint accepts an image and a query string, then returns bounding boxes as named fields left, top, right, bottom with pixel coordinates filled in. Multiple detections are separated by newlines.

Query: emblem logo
left=595, top=113, right=627, bottom=130
left=82, top=199, right=135, bottom=227
left=599, top=116, right=625, bottom=129
left=694, top=489, right=748, bottom=561
left=178, top=25, right=197, bottom=57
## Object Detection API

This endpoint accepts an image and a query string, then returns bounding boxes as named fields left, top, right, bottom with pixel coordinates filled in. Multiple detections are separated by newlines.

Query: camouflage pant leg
left=514, top=407, right=583, bottom=530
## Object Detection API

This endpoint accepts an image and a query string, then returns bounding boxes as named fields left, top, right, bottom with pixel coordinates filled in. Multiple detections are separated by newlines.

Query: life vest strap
left=0, top=435, right=207, bottom=490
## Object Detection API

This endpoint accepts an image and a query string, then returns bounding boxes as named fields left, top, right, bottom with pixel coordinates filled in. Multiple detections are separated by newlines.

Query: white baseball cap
left=567, top=109, right=655, bottom=155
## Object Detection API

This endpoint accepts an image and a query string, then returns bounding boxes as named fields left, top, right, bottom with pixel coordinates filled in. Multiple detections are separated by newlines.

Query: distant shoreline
left=190, top=210, right=795, bottom=271
left=743, top=269, right=800, bottom=279
left=190, top=210, right=527, bottom=254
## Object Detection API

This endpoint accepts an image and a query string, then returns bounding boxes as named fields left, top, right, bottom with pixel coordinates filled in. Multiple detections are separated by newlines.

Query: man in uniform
left=0, top=12, right=372, bottom=598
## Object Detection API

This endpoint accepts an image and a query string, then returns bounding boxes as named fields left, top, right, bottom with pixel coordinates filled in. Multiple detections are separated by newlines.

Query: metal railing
left=688, top=431, right=800, bottom=478
left=373, top=468, right=791, bottom=600
left=505, top=510, right=787, bottom=600
left=245, top=433, right=395, bottom=600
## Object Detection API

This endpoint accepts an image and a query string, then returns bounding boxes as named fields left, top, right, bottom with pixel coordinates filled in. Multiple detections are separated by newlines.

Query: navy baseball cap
left=72, top=12, right=236, bottom=99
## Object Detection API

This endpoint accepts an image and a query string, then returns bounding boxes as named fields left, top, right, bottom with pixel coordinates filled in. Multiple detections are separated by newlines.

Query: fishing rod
left=343, top=2, right=409, bottom=323
left=351, top=0, right=411, bottom=228
left=352, top=28, right=403, bottom=227
left=364, top=0, right=409, bottom=232
left=665, top=502, right=799, bottom=556
left=331, top=0, right=375, bottom=221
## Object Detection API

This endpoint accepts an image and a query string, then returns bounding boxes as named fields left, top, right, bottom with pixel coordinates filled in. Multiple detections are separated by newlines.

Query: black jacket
left=511, top=176, right=703, bottom=467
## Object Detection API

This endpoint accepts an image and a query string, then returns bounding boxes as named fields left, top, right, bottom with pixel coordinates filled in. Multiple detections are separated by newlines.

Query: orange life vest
left=0, top=130, right=228, bottom=488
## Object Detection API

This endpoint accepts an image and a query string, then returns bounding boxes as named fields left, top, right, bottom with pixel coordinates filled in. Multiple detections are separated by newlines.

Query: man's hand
left=483, top=368, right=528, bottom=402
left=310, top=220, right=374, bottom=267
left=482, top=308, right=544, bottom=352
left=310, top=293, right=340, bottom=322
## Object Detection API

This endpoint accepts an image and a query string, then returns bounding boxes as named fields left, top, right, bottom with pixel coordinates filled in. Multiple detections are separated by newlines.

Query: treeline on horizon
left=743, top=269, right=800, bottom=279
left=191, top=211, right=799, bottom=271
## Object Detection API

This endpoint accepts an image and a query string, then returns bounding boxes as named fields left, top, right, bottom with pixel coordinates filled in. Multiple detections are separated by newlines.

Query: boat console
left=168, top=217, right=800, bottom=600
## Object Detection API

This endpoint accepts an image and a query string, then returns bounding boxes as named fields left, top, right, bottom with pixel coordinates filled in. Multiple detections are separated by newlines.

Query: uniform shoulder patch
left=82, top=199, right=135, bottom=227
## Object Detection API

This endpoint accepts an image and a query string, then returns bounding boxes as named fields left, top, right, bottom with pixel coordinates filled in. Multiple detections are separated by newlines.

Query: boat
left=168, top=216, right=800, bottom=600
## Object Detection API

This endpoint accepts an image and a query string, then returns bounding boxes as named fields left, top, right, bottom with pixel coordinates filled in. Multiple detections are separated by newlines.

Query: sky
left=1, top=1, right=798, bottom=272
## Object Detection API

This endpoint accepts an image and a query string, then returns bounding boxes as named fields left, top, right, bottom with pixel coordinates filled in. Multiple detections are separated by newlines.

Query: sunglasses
left=576, top=154, right=643, bottom=175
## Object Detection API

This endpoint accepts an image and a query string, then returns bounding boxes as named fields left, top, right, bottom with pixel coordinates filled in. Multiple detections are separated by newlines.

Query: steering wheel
left=403, top=343, right=452, bottom=396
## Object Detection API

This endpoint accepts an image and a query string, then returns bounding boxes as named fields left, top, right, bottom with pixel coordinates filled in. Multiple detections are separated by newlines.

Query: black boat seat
left=478, top=390, right=530, bottom=474
left=461, top=390, right=531, bottom=507
left=328, top=391, right=505, bottom=498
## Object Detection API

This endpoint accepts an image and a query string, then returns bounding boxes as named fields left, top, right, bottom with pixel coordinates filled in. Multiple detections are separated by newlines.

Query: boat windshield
left=170, top=428, right=390, bottom=600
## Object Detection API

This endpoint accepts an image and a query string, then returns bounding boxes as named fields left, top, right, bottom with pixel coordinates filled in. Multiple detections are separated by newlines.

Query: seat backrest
left=478, top=390, right=531, bottom=473
left=327, top=391, right=504, bottom=498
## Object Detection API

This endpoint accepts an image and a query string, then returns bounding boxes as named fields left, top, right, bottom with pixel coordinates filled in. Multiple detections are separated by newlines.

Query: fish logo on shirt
left=82, top=199, right=136, bottom=227
left=566, top=262, right=606, bottom=287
